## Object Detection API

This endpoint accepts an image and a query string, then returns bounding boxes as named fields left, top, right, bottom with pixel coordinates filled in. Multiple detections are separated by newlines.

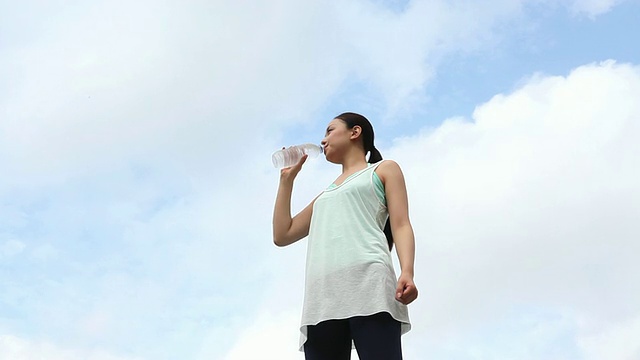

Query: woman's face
left=321, top=119, right=357, bottom=163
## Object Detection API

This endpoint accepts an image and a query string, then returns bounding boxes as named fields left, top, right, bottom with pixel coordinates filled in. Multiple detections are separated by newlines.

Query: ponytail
left=368, top=147, right=383, bottom=164
left=384, top=220, right=393, bottom=251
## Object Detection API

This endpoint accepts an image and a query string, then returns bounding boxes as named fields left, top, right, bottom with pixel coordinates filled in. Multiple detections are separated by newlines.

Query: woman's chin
left=324, top=153, right=338, bottom=164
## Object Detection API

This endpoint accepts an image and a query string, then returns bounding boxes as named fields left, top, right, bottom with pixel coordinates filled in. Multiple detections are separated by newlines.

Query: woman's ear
left=350, top=125, right=362, bottom=140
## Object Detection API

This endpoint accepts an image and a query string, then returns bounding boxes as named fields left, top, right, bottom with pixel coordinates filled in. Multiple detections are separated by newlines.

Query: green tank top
left=299, top=160, right=411, bottom=351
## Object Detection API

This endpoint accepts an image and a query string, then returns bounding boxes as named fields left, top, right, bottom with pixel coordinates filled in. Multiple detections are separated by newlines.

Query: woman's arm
left=272, top=154, right=315, bottom=247
left=378, top=160, right=419, bottom=305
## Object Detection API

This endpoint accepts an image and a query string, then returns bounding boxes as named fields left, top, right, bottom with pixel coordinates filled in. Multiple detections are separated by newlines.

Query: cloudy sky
left=1, top=0, right=639, bottom=359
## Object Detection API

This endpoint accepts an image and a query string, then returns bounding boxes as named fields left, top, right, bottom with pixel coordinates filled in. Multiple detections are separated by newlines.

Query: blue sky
left=1, top=1, right=640, bottom=359
left=286, top=0, right=640, bottom=142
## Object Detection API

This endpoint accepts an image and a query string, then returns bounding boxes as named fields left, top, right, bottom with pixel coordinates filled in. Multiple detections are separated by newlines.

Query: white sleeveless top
left=299, top=161, right=411, bottom=350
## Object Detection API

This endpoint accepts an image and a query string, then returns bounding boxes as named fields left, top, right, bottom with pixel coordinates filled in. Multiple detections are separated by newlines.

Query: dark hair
left=334, top=112, right=393, bottom=251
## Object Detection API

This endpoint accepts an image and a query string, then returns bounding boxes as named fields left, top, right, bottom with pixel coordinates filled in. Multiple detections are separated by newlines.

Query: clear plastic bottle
left=272, top=143, right=323, bottom=168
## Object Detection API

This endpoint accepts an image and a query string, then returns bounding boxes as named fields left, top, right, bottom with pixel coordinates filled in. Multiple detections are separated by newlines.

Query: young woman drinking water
left=273, top=112, right=418, bottom=360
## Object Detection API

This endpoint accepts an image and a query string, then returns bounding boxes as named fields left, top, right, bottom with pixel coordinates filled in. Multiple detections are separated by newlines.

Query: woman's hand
left=272, top=148, right=313, bottom=247
left=395, top=272, right=418, bottom=305
left=279, top=147, right=308, bottom=183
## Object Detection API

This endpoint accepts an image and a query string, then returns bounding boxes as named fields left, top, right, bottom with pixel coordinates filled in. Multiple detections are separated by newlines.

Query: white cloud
left=566, top=0, right=625, bottom=17
left=0, top=239, right=26, bottom=259
left=578, top=315, right=640, bottom=360
left=221, top=310, right=302, bottom=360
left=0, top=0, right=344, bottom=186
left=388, top=60, right=640, bottom=357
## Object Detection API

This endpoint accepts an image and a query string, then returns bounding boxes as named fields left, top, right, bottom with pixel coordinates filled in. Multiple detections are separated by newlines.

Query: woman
left=273, top=112, right=418, bottom=359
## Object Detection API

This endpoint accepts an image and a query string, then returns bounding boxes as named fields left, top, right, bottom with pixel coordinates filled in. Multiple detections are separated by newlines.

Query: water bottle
left=272, top=143, right=323, bottom=168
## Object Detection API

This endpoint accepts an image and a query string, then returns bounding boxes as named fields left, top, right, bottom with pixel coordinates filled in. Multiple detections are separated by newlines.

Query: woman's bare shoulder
left=376, top=159, right=403, bottom=182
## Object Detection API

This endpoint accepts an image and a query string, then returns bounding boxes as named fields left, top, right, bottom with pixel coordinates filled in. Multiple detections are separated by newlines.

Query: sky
left=1, top=0, right=639, bottom=359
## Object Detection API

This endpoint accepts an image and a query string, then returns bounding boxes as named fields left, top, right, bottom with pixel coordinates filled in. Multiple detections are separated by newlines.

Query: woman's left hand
left=395, top=273, right=418, bottom=305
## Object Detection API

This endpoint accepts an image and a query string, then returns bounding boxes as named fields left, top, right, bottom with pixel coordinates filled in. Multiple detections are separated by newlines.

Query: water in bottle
left=272, top=143, right=323, bottom=168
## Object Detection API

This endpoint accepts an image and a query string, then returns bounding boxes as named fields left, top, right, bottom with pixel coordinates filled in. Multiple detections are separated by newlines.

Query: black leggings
left=303, top=312, right=402, bottom=360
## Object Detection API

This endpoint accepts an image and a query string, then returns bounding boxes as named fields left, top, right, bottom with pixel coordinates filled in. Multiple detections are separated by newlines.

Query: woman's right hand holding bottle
left=279, top=147, right=308, bottom=183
